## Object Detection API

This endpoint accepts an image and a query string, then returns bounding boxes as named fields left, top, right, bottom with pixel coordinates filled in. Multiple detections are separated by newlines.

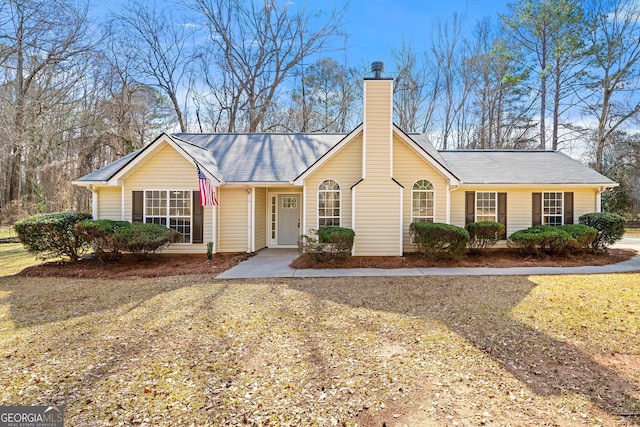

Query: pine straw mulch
left=17, top=253, right=253, bottom=279
left=0, top=274, right=639, bottom=426
left=291, top=248, right=636, bottom=269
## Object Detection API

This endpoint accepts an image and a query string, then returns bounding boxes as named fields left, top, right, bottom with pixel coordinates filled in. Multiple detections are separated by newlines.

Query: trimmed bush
left=579, top=212, right=626, bottom=252
left=76, top=219, right=131, bottom=261
left=118, top=222, right=181, bottom=259
left=298, top=227, right=355, bottom=262
left=13, top=212, right=92, bottom=262
left=508, top=225, right=577, bottom=255
left=465, top=221, right=505, bottom=255
left=76, top=219, right=180, bottom=260
left=561, top=224, right=598, bottom=252
left=410, top=222, right=469, bottom=259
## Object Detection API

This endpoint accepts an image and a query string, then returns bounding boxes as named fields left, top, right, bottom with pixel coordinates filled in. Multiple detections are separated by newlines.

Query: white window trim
left=317, top=179, right=342, bottom=228
left=410, top=179, right=436, bottom=224
left=475, top=191, right=498, bottom=223
left=143, top=189, right=193, bottom=244
left=542, top=191, right=564, bottom=226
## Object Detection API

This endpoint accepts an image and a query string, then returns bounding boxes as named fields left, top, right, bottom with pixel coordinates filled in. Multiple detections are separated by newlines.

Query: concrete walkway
left=216, top=238, right=640, bottom=279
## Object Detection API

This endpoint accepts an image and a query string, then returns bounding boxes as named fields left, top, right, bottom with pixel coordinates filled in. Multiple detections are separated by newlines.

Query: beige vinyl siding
left=96, top=186, right=122, bottom=220
left=353, top=179, right=402, bottom=256
left=392, top=136, right=449, bottom=252
left=363, top=79, right=393, bottom=180
left=450, top=186, right=601, bottom=237
left=121, top=141, right=211, bottom=254
left=304, top=134, right=363, bottom=234
left=254, top=187, right=267, bottom=250
left=218, top=187, right=248, bottom=252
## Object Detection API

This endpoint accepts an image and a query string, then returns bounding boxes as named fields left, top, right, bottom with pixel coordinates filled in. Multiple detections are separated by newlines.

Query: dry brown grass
left=0, top=274, right=638, bottom=426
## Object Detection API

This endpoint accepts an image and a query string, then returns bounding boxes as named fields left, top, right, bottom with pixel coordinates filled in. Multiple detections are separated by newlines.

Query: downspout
left=246, top=186, right=252, bottom=253
left=121, top=186, right=125, bottom=221
left=596, top=186, right=604, bottom=213
left=251, top=187, right=256, bottom=252
left=212, top=189, right=217, bottom=254
left=91, top=187, right=99, bottom=220
left=447, top=183, right=460, bottom=224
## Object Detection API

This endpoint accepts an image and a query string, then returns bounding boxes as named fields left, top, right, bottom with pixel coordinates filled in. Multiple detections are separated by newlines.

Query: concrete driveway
left=216, top=237, right=640, bottom=279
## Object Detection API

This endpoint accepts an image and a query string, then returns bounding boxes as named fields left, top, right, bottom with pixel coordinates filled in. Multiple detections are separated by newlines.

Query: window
left=318, top=179, right=340, bottom=226
left=476, top=192, right=497, bottom=222
left=144, top=190, right=191, bottom=243
left=412, top=180, right=435, bottom=223
left=543, top=192, right=563, bottom=225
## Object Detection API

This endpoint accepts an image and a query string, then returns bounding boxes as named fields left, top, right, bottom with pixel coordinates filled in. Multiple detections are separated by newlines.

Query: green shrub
left=76, top=219, right=131, bottom=261
left=578, top=212, right=626, bottom=252
left=13, top=212, right=92, bottom=262
left=410, top=222, right=469, bottom=259
left=118, top=222, right=181, bottom=259
left=561, top=224, right=598, bottom=252
left=298, top=227, right=355, bottom=262
left=465, top=221, right=505, bottom=255
left=508, top=225, right=577, bottom=255
left=76, top=219, right=180, bottom=260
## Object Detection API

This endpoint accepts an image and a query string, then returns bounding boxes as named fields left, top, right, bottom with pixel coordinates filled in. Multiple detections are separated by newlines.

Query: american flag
left=197, top=165, right=218, bottom=206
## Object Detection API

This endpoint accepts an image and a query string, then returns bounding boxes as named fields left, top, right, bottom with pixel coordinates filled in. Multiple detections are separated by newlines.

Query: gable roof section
left=394, top=126, right=459, bottom=183
left=440, top=150, right=616, bottom=185
left=172, top=132, right=344, bottom=182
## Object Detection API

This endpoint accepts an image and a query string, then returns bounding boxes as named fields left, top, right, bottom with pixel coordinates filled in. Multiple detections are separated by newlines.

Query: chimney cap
left=371, top=61, right=384, bottom=78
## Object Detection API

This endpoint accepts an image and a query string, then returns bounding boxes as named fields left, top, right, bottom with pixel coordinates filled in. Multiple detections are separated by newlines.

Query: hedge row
left=410, top=222, right=469, bottom=259
left=14, top=214, right=179, bottom=262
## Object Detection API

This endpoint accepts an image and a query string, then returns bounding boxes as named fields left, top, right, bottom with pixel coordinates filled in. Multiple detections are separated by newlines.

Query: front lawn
left=0, top=274, right=638, bottom=426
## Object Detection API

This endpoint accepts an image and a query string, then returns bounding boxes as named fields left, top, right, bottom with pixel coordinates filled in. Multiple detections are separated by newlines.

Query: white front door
left=277, top=194, right=301, bottom=245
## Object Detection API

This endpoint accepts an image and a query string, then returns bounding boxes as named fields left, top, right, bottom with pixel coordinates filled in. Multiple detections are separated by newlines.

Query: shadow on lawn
left=290, top=275, right=640, bottom=422
left=0, top=275, right=197, bottom=330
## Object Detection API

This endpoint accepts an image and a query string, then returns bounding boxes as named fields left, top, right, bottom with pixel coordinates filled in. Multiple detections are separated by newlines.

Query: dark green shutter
left=465, top=191, right=475, bottom=225
left=192, top=191, right=204, bottom=244
left=564, top=192, right=574, bottom=225
left=532, top=193, right=542, bottom=226
left=132, top=191, right=143, bottom=222
left=497, top=192, right=507, bottom=238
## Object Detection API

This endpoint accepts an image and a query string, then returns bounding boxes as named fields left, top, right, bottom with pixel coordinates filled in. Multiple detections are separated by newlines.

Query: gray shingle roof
left=439, top=150, right=615, bottom=185
left=75, top=132, right=613, bottom=187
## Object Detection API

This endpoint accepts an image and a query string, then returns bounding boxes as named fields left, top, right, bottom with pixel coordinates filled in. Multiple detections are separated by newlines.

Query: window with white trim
left=318, top=179, right=340, bottom=226
left=543, top=192, right=563, bottom=225
left=411, top=179, right=435, bottom=223
left=144, top=190, right=191, bottom=243
left=476, top=192, right=497, bottom=222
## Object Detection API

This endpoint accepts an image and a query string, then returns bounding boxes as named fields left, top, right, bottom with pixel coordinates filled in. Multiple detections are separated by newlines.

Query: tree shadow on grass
left=0, top=275, right=199, bottom=330
left=289, top=275, right=640, bottom=422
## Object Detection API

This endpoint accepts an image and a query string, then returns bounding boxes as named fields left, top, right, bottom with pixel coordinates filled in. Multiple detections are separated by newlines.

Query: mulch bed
left=290, top=248, right=636, bottom=269
left=18, top=252, right=253, bottom=279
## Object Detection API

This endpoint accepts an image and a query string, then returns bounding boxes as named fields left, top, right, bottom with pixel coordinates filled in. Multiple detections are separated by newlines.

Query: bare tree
left=392, top=42, right=441, bottom=134
left=111, top=0, right=193, bottom=132
left=583, top=0, right=640, bottom=173
left=0, top=0, right=93, bottom=204
left=190, top=0, right=345, bottom=132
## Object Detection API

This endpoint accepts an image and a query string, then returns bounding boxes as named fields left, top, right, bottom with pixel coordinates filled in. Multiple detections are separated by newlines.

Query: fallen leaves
left=0, top=274, right=638, bottom=425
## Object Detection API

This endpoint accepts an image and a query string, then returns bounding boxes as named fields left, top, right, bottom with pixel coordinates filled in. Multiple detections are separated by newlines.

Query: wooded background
left=1, top=0, right=639, bottom=224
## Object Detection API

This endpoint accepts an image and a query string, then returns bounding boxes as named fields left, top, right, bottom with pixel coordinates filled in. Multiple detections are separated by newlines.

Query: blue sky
left=293, top=0, right=511, bottom=72
left=96, top=0, right=510, bottom=73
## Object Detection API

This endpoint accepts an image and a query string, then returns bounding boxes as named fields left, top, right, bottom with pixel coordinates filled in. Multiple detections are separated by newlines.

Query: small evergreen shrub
left=298, top=227, right=355, bottom=262
left=578, top=212, right=626, bottom=252
left=410, top=222, right=469, bottom=259
left=76, top=219, right=131, bottom=261
left=13, top=212, right=92, bottom=262
left=561, top=224, right=598, bottom=252
left=508, top=225, right=577, bottom=255
left=465, top=221, right=505, bottom=255
left=76, top=219, right=180, bottom=260
left=118, top=222, right=181, bottom=259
